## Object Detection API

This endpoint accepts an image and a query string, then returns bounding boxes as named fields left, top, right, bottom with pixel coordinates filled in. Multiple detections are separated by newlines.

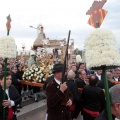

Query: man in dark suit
left=46, top=63, right=73, bottom=120
left=82, top=75, right=106, bottom=120
left=67, top=70, right=81, bottom=119
left=95, top=70, right=102, bottom=80
left=0, top=72, right=22, bottom=120
left=97, top=71, right=115, bottom=89
left=75, top=69, right=87, bottom=88
left=113, top=68, right=120, bottom=82
left=95, top=84, right=120, bottom=120
left=43, top=75, right=54, bottom=90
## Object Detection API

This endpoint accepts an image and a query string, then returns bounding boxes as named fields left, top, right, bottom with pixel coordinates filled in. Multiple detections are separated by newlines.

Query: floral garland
left=85, top=28, right=120, bottom=69
left=0, top=36, right=17, bottom=58
left=23, top=64, right=53, bottom=83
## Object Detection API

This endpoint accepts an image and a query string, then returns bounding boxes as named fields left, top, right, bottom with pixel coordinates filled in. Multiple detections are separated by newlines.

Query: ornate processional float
left=22, top=24, right=74, bottom=85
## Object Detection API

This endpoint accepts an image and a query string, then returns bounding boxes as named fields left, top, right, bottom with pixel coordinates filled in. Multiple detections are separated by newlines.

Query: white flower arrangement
left=23, top=64, right=53, bottom=83
left=0, top=36, right=17, bottom=58
left=85, top=28, right=120, bottom=69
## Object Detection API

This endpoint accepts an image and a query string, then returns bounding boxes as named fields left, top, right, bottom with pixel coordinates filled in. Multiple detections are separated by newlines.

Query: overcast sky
left=0, top=0, right=120, bottom=51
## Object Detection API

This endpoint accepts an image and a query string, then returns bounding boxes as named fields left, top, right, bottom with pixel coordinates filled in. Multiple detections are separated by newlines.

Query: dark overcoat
left=95, top=109, right=115, bottom=120
left=0, top=85, right=22, bottom=120
left=67, top=79, right=81, bottom=119
left=46, top=79, right=72, bottom=120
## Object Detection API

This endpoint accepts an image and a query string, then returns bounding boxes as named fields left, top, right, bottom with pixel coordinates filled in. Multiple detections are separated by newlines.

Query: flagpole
left=102, top=66, right=112, bottom=120
left=96, top=22, right=112, bottom=120
left=3, top=14, right=11, bottom=120
left=3, top=58, right=7, bottom=119
left=7, top=30, right=9, bottom=36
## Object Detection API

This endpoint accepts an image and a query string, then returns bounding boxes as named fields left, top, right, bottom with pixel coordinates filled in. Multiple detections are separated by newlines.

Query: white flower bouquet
left=85, top=28, right=120, bottom=69
left=0, top=36, right=17, bottom=58
left=23, top=64, right=53, bottom=83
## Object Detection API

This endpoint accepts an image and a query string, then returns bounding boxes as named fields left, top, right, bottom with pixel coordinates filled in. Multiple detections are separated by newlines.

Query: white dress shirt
left=95, top=72, right=101, bottom=80
left=6, top=89, right=15, bottom=107
left=54, top=78, right=61, bottom=85
left=114, top=77, right=119, bottom=81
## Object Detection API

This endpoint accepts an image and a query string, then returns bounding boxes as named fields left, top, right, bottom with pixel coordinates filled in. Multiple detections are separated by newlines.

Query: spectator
left=82, top=75, right=106, bottom=120
left=67, top=70, right=81, bottom=119
left=70, top=64, right=77, bottom=74
left=0, top=72, right=22, bottom=120
left=11, top=66, right=22, bottom=112
left=76, top=69, right=88, bottom=88
left=97, top=71, right=115, bottom=89
left=95, top=70, right=102, bottom=80
left=95, top=84, right=120, bottom=120
left=113, top=68, right=120, bottom=82
left=11, top=66, right=21, bottom=92
left=16, top=64, right=24, bottom=108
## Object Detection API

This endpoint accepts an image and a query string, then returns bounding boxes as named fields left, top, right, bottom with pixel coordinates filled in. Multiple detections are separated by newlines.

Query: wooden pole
left=96, top=22, right=112, bottom=119
left=102, top=66, right=113, bottom=120
left=3, top=17, right=10, bottom=119
left=7, top=30, right=9, bottom=36
left=96, top=21, right=99, bottom=28
left=3, top=58, right=7, bottom=119
left=62, top=30, right=71, bottom=83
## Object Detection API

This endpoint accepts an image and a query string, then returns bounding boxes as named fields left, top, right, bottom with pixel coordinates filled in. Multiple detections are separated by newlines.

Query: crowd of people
left=0, top=57, right=45, bottom=120
left=45, top=62, right=120, bottom=120
left=0, top=56, right=120, bottom=120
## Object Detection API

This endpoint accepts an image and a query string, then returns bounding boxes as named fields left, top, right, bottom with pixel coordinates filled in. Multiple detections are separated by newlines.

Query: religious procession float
left=20, top=24, right=75, bottom=86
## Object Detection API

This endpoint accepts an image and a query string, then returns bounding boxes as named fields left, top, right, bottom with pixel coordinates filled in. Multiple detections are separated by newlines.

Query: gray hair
left=113, top=68, right=120, bottom=73
left=67, top=70, right=75, bottom=79
left=109, top=84, right=120, bottom=105
left=106, top=72, right=113, bottom=79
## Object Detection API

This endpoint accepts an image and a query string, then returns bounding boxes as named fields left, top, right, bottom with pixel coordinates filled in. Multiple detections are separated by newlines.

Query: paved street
left=17, top=105, right=47, bottom=120
left=16, top=91, right=47, bottom=120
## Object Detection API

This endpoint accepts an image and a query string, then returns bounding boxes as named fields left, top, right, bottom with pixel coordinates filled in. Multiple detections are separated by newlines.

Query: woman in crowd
left=0, top=72, right=22, bottom=120
left=16, top=64, right=24, bottom=108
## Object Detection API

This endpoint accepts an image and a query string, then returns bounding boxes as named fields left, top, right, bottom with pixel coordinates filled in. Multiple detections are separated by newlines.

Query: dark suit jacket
left=81, top=85, right=106, bottom=112
left=11, top=72, right=21, bottom=87
left=46, top=79, right=72, bottom=120
left=0, top=85, right=22, bottom=120
left=113, top=77, right=120, bottom=81
left=67, top=79, right=81, bottom=103
left=43, top=75, right=54, bottom=90
left=97, top=80, right=115, bottom=89
left=16, top=70, right=24, bottom=80
left=75, top=78, right=86, bottom=88
left=67, top=79, right=81, bottom=118
left=95, top=109, right=115, bottom=120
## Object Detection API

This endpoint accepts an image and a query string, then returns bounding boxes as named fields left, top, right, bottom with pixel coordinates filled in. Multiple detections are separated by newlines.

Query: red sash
left=7, top=107, right=14, bottom=120
left=69, top=104, right=76, bottom=111
left=83, top=108, right=99, bottom=117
